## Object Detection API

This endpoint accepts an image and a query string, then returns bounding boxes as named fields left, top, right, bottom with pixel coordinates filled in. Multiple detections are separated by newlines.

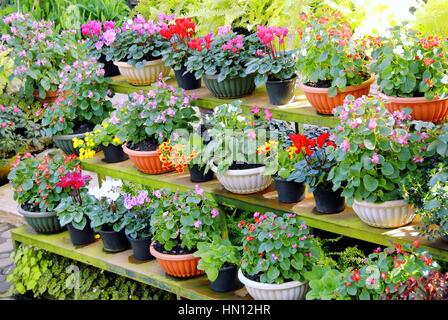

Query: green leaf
left=267, top=266, right=280, bottom=282
left=22, top=179, right=33, bottom=191
left=359, top=289, right=371, bottom=300
left=363, top=175, right=379, bottom=192
left=381, top=162, right=394, bottom=176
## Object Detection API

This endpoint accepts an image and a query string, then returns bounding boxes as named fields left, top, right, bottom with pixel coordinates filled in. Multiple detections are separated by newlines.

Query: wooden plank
left=82, top=153, right=448, bottom=262
left=109, top=75, right=339, bottom=128
left=11, top=226, right=249, bottom=300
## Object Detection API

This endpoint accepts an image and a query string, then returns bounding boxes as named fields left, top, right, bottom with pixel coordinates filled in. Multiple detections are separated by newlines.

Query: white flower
left=300, top=48, right=307, bottom=56
left=110, top=179, right=122, bottom=188
left=227, top=104, right=238, bottom=113
left=441, top=75, right=448, bottom=85
left=100, top=180, right=113, bottom=192
left=88, top=187, right=102, bottom=200
left=107, top=192, right=120, bottom=202
left=393, top=45, right=404, bottom=57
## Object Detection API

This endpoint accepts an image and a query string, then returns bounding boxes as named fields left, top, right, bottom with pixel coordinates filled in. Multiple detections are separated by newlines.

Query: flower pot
left=174, top=68, right=201, bottom=90
left=99, top=54, right=120, bottom=77
left=266, top=75, right=297, bottom=105
left=383, top=95, right=448, bottom=124
left=67, top=222, right=96, bottom=246
left=127, top=236, right=154, bottom=261
left=189, top=164, right=214, bottom=183
left=18, top=205, right=65, bottom=234
left=300, top=76, right=374, bottom=115
left=114, top=60, right=171, bottom=86
left=352, top=199, right=415, bottom=228
left=275, top=177, right=305, bottom=203
left=238, top=269, right=308, bottom=300
left=210, top=163, right=272, bottom=195
left=123, top=143, right=173, bottom=174
left=53, top=132, right=88, bottom=156
left=150, top=243, right=203, bottom=278
left=98, top=228, right=129, bottom=253
left=203, top=74, right=256, bottom=99
left=210, top=264, right=243, bottom=293
left=313, top=187, right=345, bottom=214
left=103, top=144, right=128, bottom=163
left=33, top=89, right=61, bottom=105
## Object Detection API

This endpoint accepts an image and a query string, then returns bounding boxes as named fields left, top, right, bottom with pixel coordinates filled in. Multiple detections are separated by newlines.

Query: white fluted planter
left=238, top=269, right=308, bottom=300
left=352, top=199, right=415, bottom=228
left=211, top=164, right=271, bottom=194
left=114, top=59, right=171, bottom=85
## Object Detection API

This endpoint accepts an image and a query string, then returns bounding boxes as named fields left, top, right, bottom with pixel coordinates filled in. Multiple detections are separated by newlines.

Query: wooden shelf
left=81, top=153, right=448, bottom=263
left=110, top=75, right=340, bottom=128
left=11, top=226, right=249, bottom=300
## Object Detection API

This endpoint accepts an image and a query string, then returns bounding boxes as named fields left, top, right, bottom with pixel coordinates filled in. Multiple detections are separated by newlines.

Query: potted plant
left=81, top=20, right=121, bottom=77
left=3, top=13, right=79, bottom=103
left=117, top=78, right=199, bottom=174
left=73, top=112, right=128, bottom=163
left=160, top=16, right=202, bottom=90
left=89, top=179, right=128, bottom=252
left=238, top=212, right=320, bottom=300
left=202, top=102, right=273, bottom=194
left=185, top=29, right=262, bottom=99
left=257, top=138, right=305, bottom=203
left=102, top=15, right=171, bottom=85
left=296, top=10, right=373, bottom=114
left=288, top=132, right=345, bottom=214
left=370, top=25, right=448, bottom=123
left=123, top=189, right=154, bottom=261
left=41, top=58, right=113, bottom=156
left=54, top=172, right=97, bottom=246
left=194, top=236, right=243, bottom=292
left=245, top=25, right=297, bottom=105
left=149, top=187, right=221, bottom=278
left=7, top=152, right=80, bottom=234
left=330, top=95, right=433, bottom=228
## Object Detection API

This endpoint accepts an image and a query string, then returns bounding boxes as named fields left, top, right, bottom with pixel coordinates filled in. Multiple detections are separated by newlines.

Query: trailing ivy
left=8, top=244, right=176, bottom=300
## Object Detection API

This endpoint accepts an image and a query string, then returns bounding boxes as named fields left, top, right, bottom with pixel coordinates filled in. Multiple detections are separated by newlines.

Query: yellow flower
left=112, top=136, right=121, bottom=145
left=103, top=123, right=109, bottom=129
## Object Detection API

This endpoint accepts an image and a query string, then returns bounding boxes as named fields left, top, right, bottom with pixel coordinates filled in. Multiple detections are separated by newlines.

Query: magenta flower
left=340, top=139, right=350, bottom=152
left=194, top=220, right=202, bottom=228
left=368, top=118, right=377, bottom=130
left=194, top=184, right=204, bottom=197
left=371, top=151, right=380, bottom=164
left=412, top=156, right=424, bottom=163
left=264, top=109, right=272, bottom=121
left=251, top=105, right=260, bottom=114
left=211, top=208, right=219, bottom=218
left=153, top=190, right=162, bottom=199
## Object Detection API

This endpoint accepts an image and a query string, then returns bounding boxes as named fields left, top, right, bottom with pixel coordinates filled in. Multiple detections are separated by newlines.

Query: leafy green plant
left=123, top=189, right=153, bottom=240
left=194, top=236, right=241, bottom=282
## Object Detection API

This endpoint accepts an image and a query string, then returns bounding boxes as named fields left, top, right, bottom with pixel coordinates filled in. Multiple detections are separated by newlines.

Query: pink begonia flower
left=368, top=118, right=377, bottom=130
left=340, top=139, right=350, bottom=152
left=264, top=109, right=272, bottom=121
left=13, top=106, right=20, bottom=113
left=211, top=208, right=219, bottom=218
left=195, top=184, right=204, bottom=197
left=251, top=105, right=260, bottom=114
left=247, top=130, right=257, bottom=140
left=194, top=220, right=202, bottom=228
left=167, top=107, right=175, bottom=117
left=153, top=190, right=162, bottom=198
left=412, top=156, right=424, bottom=163
left=371, top=151, right=380, bottom=164
left=169, top=95, right=178, bottom=105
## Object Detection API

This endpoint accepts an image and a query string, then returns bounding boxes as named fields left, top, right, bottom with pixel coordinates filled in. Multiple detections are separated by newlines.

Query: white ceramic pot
left=210, top=163, right=271, bottom=194
left=352, top=199, right=415, bottom=228
left=238, top=269, right=308, bottom=300
left=114, top=59, right=171, bottom=85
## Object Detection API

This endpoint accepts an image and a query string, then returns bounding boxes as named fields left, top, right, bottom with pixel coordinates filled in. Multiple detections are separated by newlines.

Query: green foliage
left=54, top=191, right=96, bottom=230
left=414, top=0, right=448, bottom=38
left=334, top=246, right=366, bottom=271
left=8, top=244, right=176, bottom=300
left=132, top=0, right=194, bottom=22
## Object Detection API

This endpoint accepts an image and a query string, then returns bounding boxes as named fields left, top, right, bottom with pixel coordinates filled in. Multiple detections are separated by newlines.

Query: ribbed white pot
left=238, top=269, right=308, bottom=300
left=114, top=59, right=171, bottom=85
left=352, top=199, right=415, bottom=228
left=211, top=164, right=271, bottom=194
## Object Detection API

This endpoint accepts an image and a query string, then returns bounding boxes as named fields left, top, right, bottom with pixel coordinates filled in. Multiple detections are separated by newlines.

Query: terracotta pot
left=150, top=243, right=204, bottom=278
left=114, top=60, right=171, bottom=86
left=383, top=95, right=448, bottom=124
left=122, top=143, right=173, bottom=174
left=300, top=76, right=374, bottom=115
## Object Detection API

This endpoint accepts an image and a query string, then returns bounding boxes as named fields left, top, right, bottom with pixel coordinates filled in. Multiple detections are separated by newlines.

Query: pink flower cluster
left=81, top=20, right=115, bottom=38
left=222, top=35, right=243, bottom=53
left=256, top=25, right=288, bottom=46
left=121, top=15, right=160, bottom=35
left=123, top=190, right=150, bottom=210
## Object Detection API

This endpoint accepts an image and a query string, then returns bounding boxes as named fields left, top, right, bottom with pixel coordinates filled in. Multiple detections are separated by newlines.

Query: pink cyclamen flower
left=368, top=118, right=377, bottom=130
left=211, top=208, right=219, bottom=218
left=264, top=109, right=272, bottom=121
left=371, top=151, right=380, bottom=164
left=153, top=190, right=162, bottom=198
left=340, top=139, right=350, bottom=152
left=251, top=105, right=260, bottom=114
left=194, top=220, right=202, bottom=228
left=13, top=106, right=20, bottom=113
left=195, top=184, right=204, bottom=197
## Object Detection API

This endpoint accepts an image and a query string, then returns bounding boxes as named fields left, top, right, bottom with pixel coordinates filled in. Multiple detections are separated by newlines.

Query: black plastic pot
left=98, top=228, right=129, bottom=253
left=266, top=75, right=297, bottom=105
left=210, top=264, right=243, bottom=293
left=174, top=68, right=201, bottom=90
left=189, top=164, right=214, bottom=183
left=127, top=236, right=154, bottom=261
left=67, top=222, right=96, bottom=246
left=313, top=187, right=345, bottom=214
left=99, top=54, right=120, bottom=77
left=103, top=144, right=128, bottom=163
left=275, top=177, right=305, bottom=203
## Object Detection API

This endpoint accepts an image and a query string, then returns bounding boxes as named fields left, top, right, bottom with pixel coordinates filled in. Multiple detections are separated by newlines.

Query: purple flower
left=194, top=184, right=204, bottom=197
left=371, top=151, right=380, bottom=164
left=251, top=105, right=260, bottom=114
left=153, top=190, right=162, bottom=198
left=211, top=208, right=219, bottom=218
left=340, top=139, right=350, bottom=152
left=271, top=253, right=278, bottom=260
left=169, top=95, right=178, bottom=106
left=194, top=220, right=202, bottom=228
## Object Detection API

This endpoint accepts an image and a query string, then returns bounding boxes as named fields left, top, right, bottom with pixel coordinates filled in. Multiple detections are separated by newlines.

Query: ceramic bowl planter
left=150, top=243, right=203, bottom=278
left=238, top=269, right=308, bottom=300
left=274, top=178, right=305, bottom=203
left=174, top=68, right=201, bottom=90
left=98, top=229, right=129, bottom=253
left=127, top=236, right=154, bottom=261
left=114, top=60, right=171, bottom=86
left=203, top=74, right=256, bottom=99
left=266, top=75, right=297, bottom=105
left=352, top=199, right=415, bottom=228
left=123, top=143, right=173, bottom=175
left=67, top=222, right=96, bottom=246
left=189, top=164, right=214, bottom=183
left=103, top=144, right=128, bottom=164
left=18, top=205, right=65, bottom=234
left=300, top=76, right=374, bottom=115
left=210, top=164, right=272, bottom=195
left=210, top=264, right=243, bottom=293
left=53, top=132, right=88, bottom=156
left=313, top=187, right=345, bottom=214
left=383, top=95, right=448, bottom=124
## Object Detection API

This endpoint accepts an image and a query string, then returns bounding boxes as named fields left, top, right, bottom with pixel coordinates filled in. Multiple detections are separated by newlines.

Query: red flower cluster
left=187, top=33, right=213, bottom=52
left=289, top=132, right=336, bottom=156
left=57, top=172, right=91, bottom=190
left=159, top=17, right=196, bottom=40
left=419, top=36, right=441, bottom=49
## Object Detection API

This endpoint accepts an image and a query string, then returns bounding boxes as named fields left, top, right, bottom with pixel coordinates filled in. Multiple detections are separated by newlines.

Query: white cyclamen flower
left=393, top=45, right=404, bottom=57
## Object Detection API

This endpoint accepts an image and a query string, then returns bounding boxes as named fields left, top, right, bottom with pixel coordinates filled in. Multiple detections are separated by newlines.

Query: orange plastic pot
left=122, top=143, right=173, bottom=174
left=300, top=76, right=374, bottom=115
left=150, top=243, right=204, bottom=278
left=383, top=95, right=448, bottom=124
